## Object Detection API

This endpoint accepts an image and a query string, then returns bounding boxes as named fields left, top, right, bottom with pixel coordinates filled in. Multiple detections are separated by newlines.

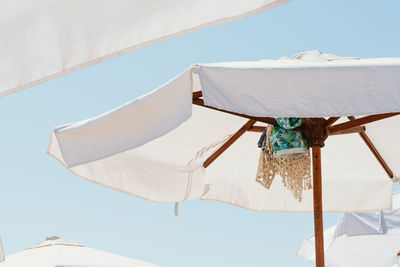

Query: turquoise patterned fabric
left=269, top=118, right=308, bottom=158
left=276, top=117, right=304, bottom=130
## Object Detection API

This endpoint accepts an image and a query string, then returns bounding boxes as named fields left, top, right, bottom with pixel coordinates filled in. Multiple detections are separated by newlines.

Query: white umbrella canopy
left=298, top=192, right=400, bottom=267
left=48, top=50, right=400, bottom=266
left=48, top=51, right=399, bottom=212
left=0, top=236, right=161, bottom=267
left=0, top=0, right=289, bottom=98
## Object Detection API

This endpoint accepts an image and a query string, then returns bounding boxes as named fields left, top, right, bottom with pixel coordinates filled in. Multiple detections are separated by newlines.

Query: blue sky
left=1, top=0, right=400, bottom=266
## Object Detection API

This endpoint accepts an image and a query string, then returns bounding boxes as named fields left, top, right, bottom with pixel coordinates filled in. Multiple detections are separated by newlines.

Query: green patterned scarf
left=269, top=118, right=308, bottom=158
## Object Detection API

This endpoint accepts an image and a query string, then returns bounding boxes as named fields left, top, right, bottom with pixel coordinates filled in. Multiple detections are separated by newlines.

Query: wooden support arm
left=347, top=116, right=394, bottom=178
left=328, top=113, right=400, bottom=133
left=324, top=117, right=340, bottom=128
left=328, top=125, right=365, bottom=135
left=247, top=126, right=266, bottom=132
left=203, top=120, right=256, bottom=168
left=249, top=123, right=366, bottom=136
left=193, top=98, right=278, bottom=126
left=192, top=91, right=203, bottom=100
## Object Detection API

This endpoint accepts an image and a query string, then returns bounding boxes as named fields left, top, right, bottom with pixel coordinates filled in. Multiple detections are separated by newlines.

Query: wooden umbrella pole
left=312, top=146, right=325, bottom=267
left=306, top=118, right=327, bottom=267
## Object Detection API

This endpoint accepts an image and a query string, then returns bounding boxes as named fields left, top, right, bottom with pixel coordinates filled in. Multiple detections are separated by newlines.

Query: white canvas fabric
left=0, top=238, right=4, bottom=263
left=297, top=192, right=400, bottom=267
left=0, top=236, right=160, bottom=267
left=197, top=50, right=400, bottom=117
left=51, top=69, right=192, bottom=168
left=0, top=0, right=289, bottom=98
left=48, top=51, right=399, bottom=212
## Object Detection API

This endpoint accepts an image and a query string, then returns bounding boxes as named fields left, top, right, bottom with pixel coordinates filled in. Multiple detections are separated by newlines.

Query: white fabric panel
left=297, top=226, right=338, bottom=262
left=49, top=105, right=394, bottom=211
left=298, top=193, right=400, bottom=267
left=201, top=125, right=393, bottom=212
left=324, top=235, right=400, bottom=267
left=48, top=51, right=399, bottom=212
left=0, top=0, right=289, bottom=97
left=56, top=106, right=243, bottom=203
left=0, top=237, right=160, bottom=267
left=51, top=70, right=192, bottom=168
left=0, top=238, right=4, bottom=263
left=341, top=193, right=400, bottom=236
left=196, top=52, right=400, bottom=117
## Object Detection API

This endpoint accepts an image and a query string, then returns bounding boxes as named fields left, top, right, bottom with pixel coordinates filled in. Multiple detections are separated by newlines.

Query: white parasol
left=0, top=236, right=161, bottom=267
left=48, top=51, right=400, bottom=266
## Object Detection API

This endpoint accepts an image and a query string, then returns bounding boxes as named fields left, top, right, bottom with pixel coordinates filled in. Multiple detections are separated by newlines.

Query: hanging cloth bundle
left=256, top=118, right=312, bottom=202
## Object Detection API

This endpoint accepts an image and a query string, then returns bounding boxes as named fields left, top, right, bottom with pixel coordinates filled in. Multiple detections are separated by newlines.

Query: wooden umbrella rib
left=328, top=113, right=400, bottom=133
left=247, top=126, right=266, bottom=132
left=203, top=120, right=256, bottom=168
left=328, top=125, right=365, bottom=135
left=324, top=117, right=340, bottom=129
left=192, top=91, right=203, bottom=100
left=192, top=98, right=278, bottom=126
left=358, top=132, right=394, bottom=178
left=347, top=116, right=394, bottom=178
